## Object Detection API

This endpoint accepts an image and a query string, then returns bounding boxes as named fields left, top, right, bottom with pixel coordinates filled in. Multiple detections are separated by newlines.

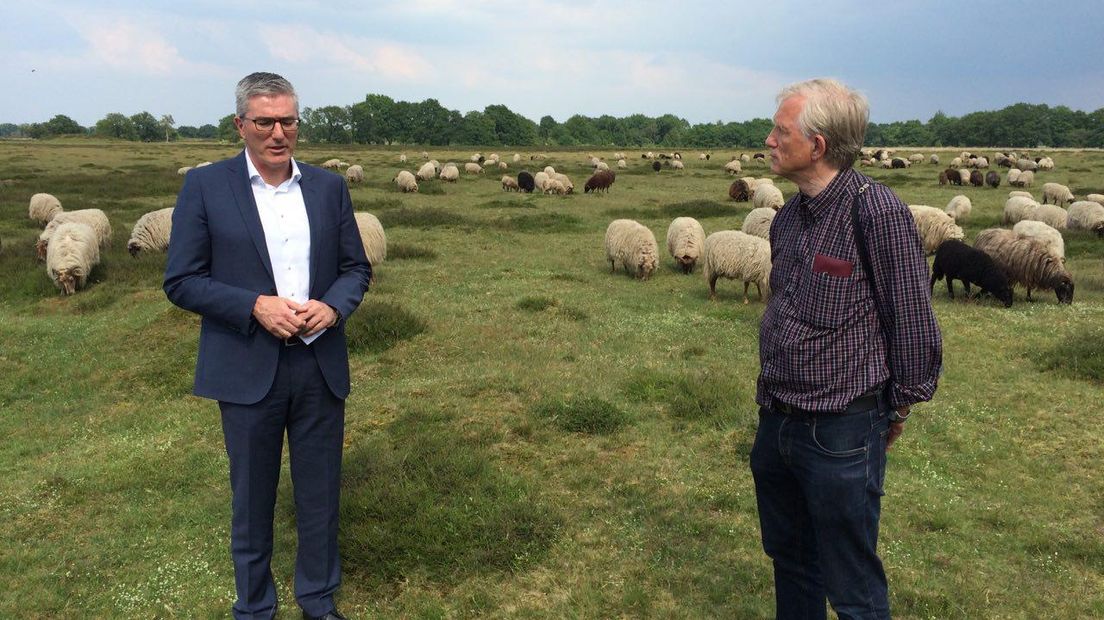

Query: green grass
left=1, top=140, right=1103, bottom=618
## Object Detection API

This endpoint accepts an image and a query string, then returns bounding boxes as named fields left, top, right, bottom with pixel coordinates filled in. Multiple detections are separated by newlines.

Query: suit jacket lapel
left=227, top=152, right=275, bottom=282
left=300, top=165, right=322, bottom=297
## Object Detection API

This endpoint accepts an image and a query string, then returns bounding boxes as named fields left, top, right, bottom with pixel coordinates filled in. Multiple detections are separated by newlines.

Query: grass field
left=1, top=138, right=1102, bottom=618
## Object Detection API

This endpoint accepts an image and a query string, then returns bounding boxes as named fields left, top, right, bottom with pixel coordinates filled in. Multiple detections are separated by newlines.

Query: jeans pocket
left=810, top=414, right=869, bottom=457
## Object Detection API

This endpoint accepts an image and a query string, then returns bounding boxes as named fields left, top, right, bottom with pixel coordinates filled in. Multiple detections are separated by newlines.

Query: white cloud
left=263, top=26, right=436, bottom=82
left=59, top=14, right=226, bottom=77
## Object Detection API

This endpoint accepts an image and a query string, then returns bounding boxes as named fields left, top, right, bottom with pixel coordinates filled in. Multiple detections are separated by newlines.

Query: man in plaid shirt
left=751, top=79, right=942, bottom=619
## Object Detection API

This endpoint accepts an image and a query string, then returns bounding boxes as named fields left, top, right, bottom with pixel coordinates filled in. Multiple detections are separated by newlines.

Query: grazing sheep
left=470, top=153, right=482, bottom=163
left=345, top=164, right=365, bottom=183
left=544, top=179, right=568, bottom=195
left=498, top=161, right=508, bottom=170
left=929, top=239, right=1013, bottom=307
left=986, top=171, right=1000, bottom=188
left=36, top=208, right=112, bottom=260
left=652, top=161, right=661, bottom=173
left=353, top=212, right=386, bottom=280
left=617, top=159, right=627, bottom=169
left=702, top=230, right=771, bottom=303
left=950, top=157, right=962, bottom=168
left=543, top=166, right=556, bottom=176
left=699, top=153, right=708, bottom=161
left=666, top=217, right=706, bottom=273
left=464, top=162, right=484, bottom=174
left=1084, top=194, right=1104, bottom=206
left=533, top=171, right=550, bottom=192
left=321, top=159, right=342, bottom=169
left=1002, top=196, right=1041, bottom=225
left=969, top=170, right=984, bottom=187
left=1023, top=204, right=1068, bottom=230
left=518, top=171, right=536, bottom=193
left=752, top=184, right=785, bottom=211
left=741, top=207, right=776, bottom=240
left=908, top=205, right=965, bottom=255
left=420, top=151, right=429, bottom=159
left=195, top=161, right=214, bottom=168
left=584, top=170, right=616, bottom=194
left=1012, top=170, right=1035, bottom=187
left=975, top=228, right=1074, bottom=303
left=502, top=175, right=519, bottom=192
left=29, top=193, right=63, bottom=224
left=513, top=153, right=521, bottom=163
left=1009, top=190, right=1034, bottom=199
left=416, top=161, right=437, bottom=181
left=45, top=222, right=100, bottom=296
left=127, top=207, right=174, bottom=257
left=1018, top=158, right=1038, bottom=172
left=958, top=169, right=971, bottom=185
left=1067, top=201, right=1104, bottom=236
left=891, top=158, right=908, bottom=169
left=1041, top=183, right=1075, bottom=206
left=740, top=153, right=751, bottom=163
left=728, top=179, right=751, bottom=202
left=551, top=173, right=574, bottom=193
left=177, top=166, right=193, bottom=175
left=909, top=153, right=924, bottom=164
left=724, top=160, right=742, bottom=175
left=1037, top=157, right=1055, bottom=171
left=1007, top=168, right=1022, bottom=185
left=605, top=219, right=658, bottom=280
left=393, top=169, right=419, bottom=193
left=938, top=171, right=948, bottom=186
left=942, top=168, right=961, bottom=186
left=439, top=164, right=459, bottom=182
left=945, top=195, right=972, bottom=221
left=1013, top=220, right=1065, bottom=262
left=929, top=154, right=940, bottom=165
left=671, top=159, right=685, bottom=170
left=399, top=153, right=407, bottom=163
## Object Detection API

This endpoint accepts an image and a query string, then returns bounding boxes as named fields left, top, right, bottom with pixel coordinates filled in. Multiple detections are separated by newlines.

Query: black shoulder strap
left=851, top=182, right=892, bottom=349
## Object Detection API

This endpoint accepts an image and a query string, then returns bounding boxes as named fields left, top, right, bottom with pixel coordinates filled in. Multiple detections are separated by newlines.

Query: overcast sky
left=2, top=0, right=1101, bottom=128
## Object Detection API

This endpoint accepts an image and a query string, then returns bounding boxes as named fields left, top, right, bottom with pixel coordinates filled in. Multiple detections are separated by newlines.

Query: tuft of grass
left=378, top=207, right=468, bottom=229
left=492, top=212, right=582, bottom=233
left=622, top=369, right=743, bottom=427
left=516, top=296, right=557, bottom=312
left=417, top=181, right=445, bottom=195
left=477, top=198, right=536, bottom=209
left=356, top=198, right=401, bottom=212
left=658, top=200, right=738, bottom=219
left=387, top=243, right=438, bottom=261
left=604, top=207, right=658, bottom=221
left=559, top=306, right=589, bottom=321
left=532, top=396, right=630, bottom=434
left=1032, top=325, right=1104, bottom=382
left=345, top=300, right=427, bottom=354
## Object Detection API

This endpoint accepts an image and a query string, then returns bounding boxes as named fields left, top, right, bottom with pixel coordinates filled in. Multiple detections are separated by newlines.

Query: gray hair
left=776, top=78, right=868, bottom=170
left=235, top=72, right=298, bottom=118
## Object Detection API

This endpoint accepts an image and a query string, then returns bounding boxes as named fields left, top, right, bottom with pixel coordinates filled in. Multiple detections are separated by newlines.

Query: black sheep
left=517, top=170, right=536, bottom=193
left=891, top=158, right=907, bottom=169
left=970, top=170, right=984, bottom=187
left=939, top=171, right=948, bottom=186
left=753, top=152, right=766, bottom=160
left=728, top=179, right=750, bottom=201
left=986, top=171, right=1000, bottom=188
left=930, top=239, right=1013, bottom=307
left=584, top=170, right=616, bottom=193
left=652, top=161, right=661, bottom=172
left=944, top=168, right=962, bottom=186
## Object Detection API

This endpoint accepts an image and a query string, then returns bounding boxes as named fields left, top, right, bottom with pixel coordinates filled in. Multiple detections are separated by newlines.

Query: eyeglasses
left=240, top=116, right=300, bottom=132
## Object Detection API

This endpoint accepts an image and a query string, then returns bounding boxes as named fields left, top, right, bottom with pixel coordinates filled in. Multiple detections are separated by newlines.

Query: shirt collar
left=244, top=149, right=301, bottom=189
left=799, top=167, right=858, bottom=221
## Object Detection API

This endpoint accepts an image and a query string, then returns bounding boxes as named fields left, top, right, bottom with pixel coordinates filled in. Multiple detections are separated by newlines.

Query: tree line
left=3, top=95, right=1102, bottom=149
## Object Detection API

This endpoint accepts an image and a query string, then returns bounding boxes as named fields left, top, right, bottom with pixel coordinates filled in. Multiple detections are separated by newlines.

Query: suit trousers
left=219, top=343, right=344, bottom=619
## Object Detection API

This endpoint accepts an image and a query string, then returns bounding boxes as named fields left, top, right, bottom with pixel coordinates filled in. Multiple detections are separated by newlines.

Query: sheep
left=502, top=175, right=519, bottom=192
left=543, top=166, right=556, bottom=176
left=416, top=162, right=437, bottom=181
left=1009, top=190, right=1034, bottom=199
left=36, top=208, right=112, bottom=260
left=945, top=195, right=971, bottom=221
left=950, top=157, right=962, bottom=168
left=195, top=161, right=213, bottom=168
left=498, top=161, right=508, bottom=170
left=393, top=169, right=419, bottom=193
left=1085, top=194, right=1104, bottom=206
left=944, top=168, right=962, bottom=186
left=127, top=207, right=174, bottom=257
left=470, top=153, right=482, bottom=163
left=728, top=179, right=751, bottom=202
left=958, top=169, right=971, bottom=185
left=533, top=171, right=550, bottom=192
left=513, top=153, right=521, bottom=163
left=1024, top=204, right=1068, bottom=230
left=353, top=212, right=386, bottom=281
left=1041, top=183, right=1075, bottom=206
left=974, top=228, right=1074, bottom=303
left=909, top=153, right=924, bottom=164
left=1037, top=157, right=1055, bottom=171
left=929, top=154, right=940, bottom=165
left=1017, top=158, right=1038, bottom=172
left=550, top=172, right=574, bottom=193
left=702, top=230, right=771, bottom=303
left=908, top=205, right=965, bottom=255
left=439, top=164, right=459, bottom=182
left=345, top=164, right=365, bottom=184
left=617, top=159, right=627, bottom=169
left=1013, top=220, right=1065, bottom=262
left=986, top=171, right=1000, bottom=189
left=938, top=171, right=948, bottom=186
left=652, top=161, right=661, bottom=172
left=584, top=170, right=616, bottom=193
left=671, top=159, right=685, bottom=170
left=1014, top=170, right=1035, bottom=187
left=420, top=151, right=429, bottom=159
left=321, top=159, right=342, bottom=169
left=428, top=160, right=441, bottom=173
left=699, top=153, right=708, bottom=161
left=544, top=179, right=568, bottom=195
left=517, top=171, right=536, bottom=193
left=45, top=222, right=100, bottom=296
left=464, top=162, right=485, bottom=175
left=1007, top=168, right=1022, bottom=185
left=741, top=207, right=776, bottom=240
left=974, top=156, right=990, bottom=169
left=970, top=170, right=984, bottom=187
left=1067, top=201, right=1104, bottom=236
left=891, top=158, right=909, bottom=169
left=1002, top=196, right=1040, bottom=225
left=724, top=160, right=742, bottom=175
left=644, top=152, right=655, bottom=159
left=752, top=184, right=785, bottom=211
left=605, top=219, right=658, bottom=280
left=177, top=166, right=193, bottom=175
left=929, top=239, right=1013, bottom=307
left=740, top=153, right=751, bottom=163
left=29, top=193, right=62, bottom=224
left=666, top=217, right=706, bottom=274
left=398, top=153, right=407, bottom=163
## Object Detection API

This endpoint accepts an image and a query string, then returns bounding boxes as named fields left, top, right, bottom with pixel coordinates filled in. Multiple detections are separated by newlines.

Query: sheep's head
left=994, top=284, right=1014, bottom=308
left=35, top=239, right=49, bottom=261
left=1054, top=277, right=1074, bottom=305
left=55, top=268, right=79, bottom=296
left=678, top=255, right=696, bottom=274
left=127, top=241, right=142, bottom=258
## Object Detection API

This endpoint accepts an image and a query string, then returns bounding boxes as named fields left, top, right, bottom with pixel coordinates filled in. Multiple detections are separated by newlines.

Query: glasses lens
left=252, top=117, right=276, bottom=131
left=278, top=118, right=300, bottom=131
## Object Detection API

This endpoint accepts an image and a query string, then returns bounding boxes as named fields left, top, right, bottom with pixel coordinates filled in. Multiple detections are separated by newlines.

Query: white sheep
left=544, top=179, right=568, bottom=195
left=1012, top=220, right=1065, bottom=262
left=195, top=161, right=213, bottom=168
left=929, top=154, right=940, bottom=165
left=702, top=230, right=771, bottom=303
left=1007, top=169, right=1022, bottom=185
left=595, top=161, right=610, bottom=172
left=345, top=165, right=365, bottom=184
left=502, top=176, right=519, bottom=192
left=666, top=217, right=705, bottom=273
left=550, top=173, right=574, bottom=193
left=1037, top=157, right=1055, bottom=171
left=950, top=157, right=962, bottom=168
left=543, top=166, right=556, bottom=176
left=698, top=153, right=708, bottom=161
left=46, top=222, right=100, bottom=295
left=944, top=195, right=972, bottom=221
left=420, top=151, right=429, bottom=159
left=36, top=208, right=112, bottom=260
left=399, top=153, right=407, bottom=163
left=393, top=170, right=419, bottom=193
left=724, top=160, right=742, bottom=175
left=1067, top=201, right=1104, bottom=235
left=353, top=212, right=386, bottom=281
left=498, top=161, right=508, bottom=170
left=908, top=205, right=965, bottom=255
left=439, top=164, right=459, bottom=182
left=1041, top=182, right=1075, bottom=206
left=617, top=159, right=627, bottom=169
left=740, top=153, right=751, bottom=163
left=127, top=207, right=174, bottom=257
left=533, top=171, right=550, bottom=192
left=29, top=193, right=62, bottom=224
left=416, top=162, right=437, bottom=181
left=909, top=153, right=924, bottom=164
left=464, top=162, right=484, bottom=174
left=605, top=219, right=658, bottom=280
left=741, top=207, right=777, bottom=240
left=1024, top=204, right=1068, bottom=230
left=470, top=153, right=482, bottom=163
left=1084, top=194, right=1104, bottom=206
left=1002, top=196, right=1040, bottom=225
left=513, top=153, right=521, bottom=163
left=321, top=159, right=342, bottom=169
left=957, top=169, right=971, bottom=185
left=752, top=184, right=785, bottom=211
left=671, top=159, right=685, bottom=170
left=975, top=228, right=1073, bottom=303
left=177, top=166, right=193, bottom=175
left=1013, top=170, right=1035, bottom=187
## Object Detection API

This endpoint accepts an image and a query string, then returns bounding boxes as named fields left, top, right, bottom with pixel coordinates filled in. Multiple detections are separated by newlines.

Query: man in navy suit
left=164, top=72, right=370, bottom=620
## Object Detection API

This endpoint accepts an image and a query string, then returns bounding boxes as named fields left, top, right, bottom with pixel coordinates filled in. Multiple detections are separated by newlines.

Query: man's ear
left=811, top=134, right=826, bottom=160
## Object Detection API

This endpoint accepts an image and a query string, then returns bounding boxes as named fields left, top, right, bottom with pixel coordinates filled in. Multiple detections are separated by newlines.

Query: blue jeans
left=750, top=403, right=891, bottom=620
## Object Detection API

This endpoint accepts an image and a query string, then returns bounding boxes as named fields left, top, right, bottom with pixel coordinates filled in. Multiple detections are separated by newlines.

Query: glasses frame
left=240, top=116, right=301, bottom=133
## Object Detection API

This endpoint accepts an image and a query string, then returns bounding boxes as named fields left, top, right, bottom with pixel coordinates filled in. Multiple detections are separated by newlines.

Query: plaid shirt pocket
left=797, top=269, right=861, bottom=329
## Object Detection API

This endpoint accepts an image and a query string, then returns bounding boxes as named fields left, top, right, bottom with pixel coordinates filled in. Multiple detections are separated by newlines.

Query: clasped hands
left=253, top=295, right=337, bottom=339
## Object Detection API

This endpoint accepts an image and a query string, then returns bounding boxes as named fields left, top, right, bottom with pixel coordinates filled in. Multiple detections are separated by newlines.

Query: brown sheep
left=728, top=179, right=751, bottom=202
left=584, top=170, right=616, bottom=193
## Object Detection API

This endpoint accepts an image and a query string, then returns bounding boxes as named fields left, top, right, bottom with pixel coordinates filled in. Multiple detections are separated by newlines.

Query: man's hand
left=253, top=295, right=305, bottom=339
left=886, top=406, right=910, bottom=450
left=296, top=299, right=337, bottom=337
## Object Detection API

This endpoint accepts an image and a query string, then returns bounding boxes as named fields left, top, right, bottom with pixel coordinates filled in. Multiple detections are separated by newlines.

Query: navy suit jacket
left=164, top=152, right=371, bottom=405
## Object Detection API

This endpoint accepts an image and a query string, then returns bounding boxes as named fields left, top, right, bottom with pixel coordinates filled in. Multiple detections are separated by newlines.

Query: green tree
left=217, top=113, right=240, bottom=143
left=160, top=114, right=176, bottom=142
left=457, top=110, right=496, bottom=145
left=130, top=111, right=161, bottom=142
left=483, top=104, right=537, bottom=145
left=95, top=113, right=138, bottom=140
left=45, top=114, right=84, bottom=136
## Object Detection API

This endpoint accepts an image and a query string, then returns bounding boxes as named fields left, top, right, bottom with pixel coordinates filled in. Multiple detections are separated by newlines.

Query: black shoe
left=302, top=610, right=347, bottom=620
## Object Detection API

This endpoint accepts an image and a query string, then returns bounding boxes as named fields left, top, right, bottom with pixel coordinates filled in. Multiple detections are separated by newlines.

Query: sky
left=2, top=0, right=1101, bottom=129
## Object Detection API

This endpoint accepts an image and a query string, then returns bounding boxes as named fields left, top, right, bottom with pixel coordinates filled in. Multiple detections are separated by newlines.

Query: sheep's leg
left=609, top=259, right=616, bottom=273
left=1026, top=287, right=1034, bottom=301
left=756, top=282, right=765, bottom=301
left=946, top=277, right=955, bottom=300
left=963, top=280, right=972, bottom=299
left=709, top=275, right=718, bottom=301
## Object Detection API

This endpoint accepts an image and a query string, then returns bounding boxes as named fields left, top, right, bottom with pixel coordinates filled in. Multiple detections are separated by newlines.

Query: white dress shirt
left=245, top=152, right=325, bottom=343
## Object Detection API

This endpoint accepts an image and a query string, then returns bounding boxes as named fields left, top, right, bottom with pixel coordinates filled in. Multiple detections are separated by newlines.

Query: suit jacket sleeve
left=318, top=180, right=371, bottom=320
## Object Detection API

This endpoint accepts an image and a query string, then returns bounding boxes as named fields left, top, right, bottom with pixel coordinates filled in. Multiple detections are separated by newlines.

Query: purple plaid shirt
left=756, top=167, right=942, bottom=412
